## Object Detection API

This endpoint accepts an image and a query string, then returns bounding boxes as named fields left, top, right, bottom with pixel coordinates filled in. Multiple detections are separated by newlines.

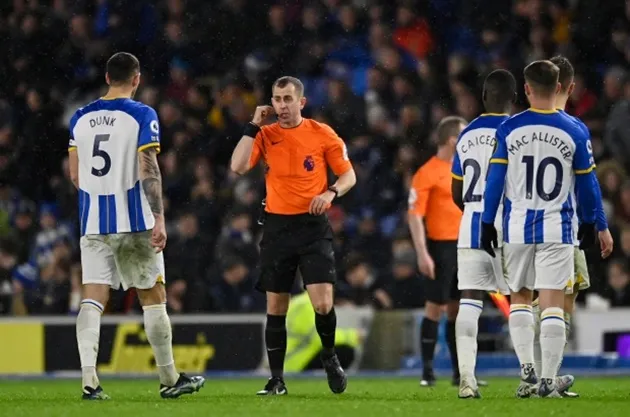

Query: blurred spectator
left=3, top=0, right=630, bottom=313
left=337, top=256, right=392, bottom=309
left=601, top=258, right=630, bottom=307
left=208, top=257, right=263, bottom=312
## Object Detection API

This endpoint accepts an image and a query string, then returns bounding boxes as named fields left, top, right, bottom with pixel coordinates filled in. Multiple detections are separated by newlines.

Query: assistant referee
left=230, top=76, right=357, bottom=396
left=408, top=116, right=466, bottom=387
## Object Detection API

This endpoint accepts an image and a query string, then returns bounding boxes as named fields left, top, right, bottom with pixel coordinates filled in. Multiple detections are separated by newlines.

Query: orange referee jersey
left=249, top=118, right=352, bottom=215
left=408, top=156, right=462, bottom=240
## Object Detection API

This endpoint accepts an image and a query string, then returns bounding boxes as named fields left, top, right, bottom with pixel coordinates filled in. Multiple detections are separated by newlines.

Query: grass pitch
left=1, top=377, right=630, bottom=417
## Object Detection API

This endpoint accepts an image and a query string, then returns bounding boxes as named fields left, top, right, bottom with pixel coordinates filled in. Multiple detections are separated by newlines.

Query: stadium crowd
left=2, top=0, right=630, bottom=315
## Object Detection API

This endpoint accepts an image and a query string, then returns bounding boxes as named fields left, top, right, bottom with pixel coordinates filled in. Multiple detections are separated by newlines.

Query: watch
left=327, top=185, right=339, bottom=198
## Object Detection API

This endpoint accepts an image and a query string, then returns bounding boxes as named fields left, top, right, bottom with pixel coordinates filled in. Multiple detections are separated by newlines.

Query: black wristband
left=243, top=122, right=261, bottom=138
left=327, top=186, right=338, bottom=198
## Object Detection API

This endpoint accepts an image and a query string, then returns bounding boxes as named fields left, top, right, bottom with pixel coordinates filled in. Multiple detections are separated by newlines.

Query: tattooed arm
left=139, top=148, right=164, bottom=217
left=139, top=148, right=167, bottom=251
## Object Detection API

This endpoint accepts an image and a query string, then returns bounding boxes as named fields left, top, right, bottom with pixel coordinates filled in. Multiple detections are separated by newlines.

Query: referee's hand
left=417, top=251, right=435, bottom=279
left=252, top=105, right=275, bottom=125
left=480, top=222, right=498, bottom=258
left=309, top=191, right=334, bottom=215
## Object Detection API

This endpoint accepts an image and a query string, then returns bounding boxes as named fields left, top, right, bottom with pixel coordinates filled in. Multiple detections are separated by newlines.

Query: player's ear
left=524, top=83, right=530, bottom=97
left=105, top=72, right=110, bottom=86
left=133, top=73, right=141, bottom=88
left=299, top=96, right=307, bottom=110
left=555, top=82, right=561, bottom=95
left=567, top=82, right=575, bottom=97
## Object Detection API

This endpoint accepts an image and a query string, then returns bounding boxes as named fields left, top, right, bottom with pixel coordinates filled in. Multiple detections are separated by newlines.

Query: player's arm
left=589, top=175, right=608, bottom=232
left=451, top=151, right=464, bottom=211
left=573, top=141, right=598, bottom=225
left=481, top=126, right=508, bottom=225
left=69, top=148, right=79, bottom=189
left=137, top=107, right=165, bottom=221
left=230, top=106, right=273, bottom=175
left=68, top=113, right=79, bottom=189
left=139, top=148, right=164, bottom=218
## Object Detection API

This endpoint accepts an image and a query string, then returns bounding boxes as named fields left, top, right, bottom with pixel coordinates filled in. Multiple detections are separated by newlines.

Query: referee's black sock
left=446, top=320, right=459, bottom=378
left=420, top=317, right=439, bottom=371
left=265, top=314, right=287, bottom=379
left=315, top=308, right=337, bottom=358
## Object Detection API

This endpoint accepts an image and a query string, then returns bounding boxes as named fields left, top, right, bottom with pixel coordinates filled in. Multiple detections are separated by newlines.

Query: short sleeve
left=68, top=111, right=80, bottom=151
left=451, top=151, right=463, bottom=180
left=137, top=107, right=161, bottom=154
left=489, top=122, right=509, bottom=164
left=408, top=167, right=432, bottom=216
left=573, top=128, right=595, bottom=174
left=322, top=125, right=352, bottom=176
left=248, top=131, right=264, bottom=168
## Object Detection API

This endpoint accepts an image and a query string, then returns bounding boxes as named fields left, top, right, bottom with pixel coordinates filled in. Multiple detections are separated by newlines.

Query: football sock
left=509, top=304, right=535, bottom=373
left=420, top=317, right=439, bottom=372
left=265, top=314, right=287, bottom=379
left=446, top=319, right=458, bottom=377
left=532, top=299, right=542, bottom=376
left=76, top=299, right=103, bottom=389
left=143, top=304, right=179, bottom=387
left=315, top=308, right=337, bottom=358
left=555, top=311, right=572, bottom=376
left=456, top=299, right=483, bottom=382
left=540, top=307, right=566, bottom=383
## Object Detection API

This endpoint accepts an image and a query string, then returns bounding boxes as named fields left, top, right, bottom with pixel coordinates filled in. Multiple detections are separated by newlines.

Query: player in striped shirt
left=530, top=56, right=614, bottom=397
left=69, top=52, right=204, bottom=400
left=451, top=69, right=516, bottom=399
left=481, top=61, right=600, bottom=398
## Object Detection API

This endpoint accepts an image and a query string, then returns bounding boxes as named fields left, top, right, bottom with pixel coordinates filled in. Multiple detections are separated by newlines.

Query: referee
left=230, top=76, right=357, bottom=396
left=408, top=116, right=466, bottom=387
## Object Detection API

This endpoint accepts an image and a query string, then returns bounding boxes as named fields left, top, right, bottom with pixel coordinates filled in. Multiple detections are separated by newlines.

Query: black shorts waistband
left=263, top=212, right=329, bottom=236
left=264, top=212, right=327, bottom=222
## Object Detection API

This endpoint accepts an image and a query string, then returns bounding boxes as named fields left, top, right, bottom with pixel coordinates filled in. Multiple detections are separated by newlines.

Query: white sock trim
left=143, top=303, right=167, bottom=312
left=81, top=299, right=104, bottom=314
left=460, top=298, right=483, bottom=310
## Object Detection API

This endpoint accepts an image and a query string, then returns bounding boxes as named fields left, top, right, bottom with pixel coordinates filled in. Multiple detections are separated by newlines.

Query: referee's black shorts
left=255, top=213, right=336, bottom=294
left=424, top=239, right=459, bottom=304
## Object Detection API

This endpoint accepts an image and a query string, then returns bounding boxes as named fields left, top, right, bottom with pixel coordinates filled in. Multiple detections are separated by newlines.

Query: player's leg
left=454, top=248, right=502, bottom=398
left=553, top=288, right=578, bottom=396
left=116, top=232, right=204, bottom=399
left=135, top=281, right=204, bottom=398
left=553, top=246, right=589, bottom=396
left=532, top=295, right=542, bottom=377
left=76, top=235, right=114, bottom=400
left=534, top=243, right=574, bottom=398
left=503, top=243, right=537, bottom=396
left=255, top=224, right=298, bottom=396
left=440, top=241, right=460, bottom=386
left=419, top=240, right=447, bottom=386
left=302, top=237, right=347, bottom=394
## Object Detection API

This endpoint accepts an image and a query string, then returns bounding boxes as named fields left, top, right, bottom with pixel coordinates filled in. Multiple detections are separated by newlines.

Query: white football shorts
left=458, top=248, right=510, bottom=294
left=564, top=246, right=590, bottom=294
left=80, top=231, right=165, bottom=290
left=502, top=242, right=574, bottom=292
